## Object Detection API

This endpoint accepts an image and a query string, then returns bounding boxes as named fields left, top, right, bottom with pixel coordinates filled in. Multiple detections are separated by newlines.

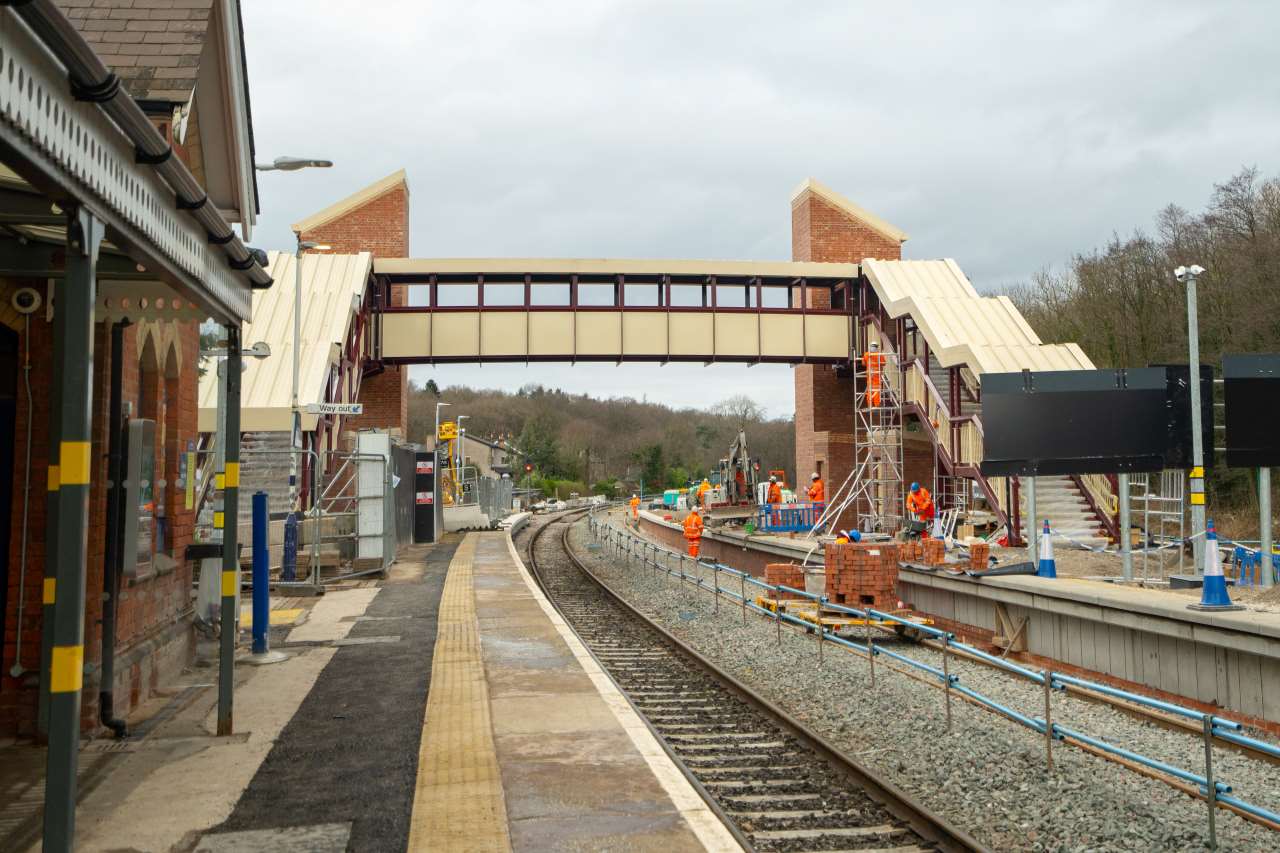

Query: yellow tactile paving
left=408, top=535, right=513, bottom=852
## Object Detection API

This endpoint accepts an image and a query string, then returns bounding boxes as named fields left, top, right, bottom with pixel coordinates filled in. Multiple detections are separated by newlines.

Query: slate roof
left=56, top=0, right=215, bottom=104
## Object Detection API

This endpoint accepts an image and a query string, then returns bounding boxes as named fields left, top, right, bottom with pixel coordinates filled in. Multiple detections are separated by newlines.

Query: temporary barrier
left=756, top=501, right=821, bottom=532
left=584, top=508, right=1280, bottom=840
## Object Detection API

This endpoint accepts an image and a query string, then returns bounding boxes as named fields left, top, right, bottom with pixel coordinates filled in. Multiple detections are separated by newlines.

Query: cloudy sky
left=242, top=0, right=1280, bottom=418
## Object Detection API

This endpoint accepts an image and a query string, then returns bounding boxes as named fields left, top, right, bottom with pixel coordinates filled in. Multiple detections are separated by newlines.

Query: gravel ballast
left=567, top=514, right=1280, bottom=852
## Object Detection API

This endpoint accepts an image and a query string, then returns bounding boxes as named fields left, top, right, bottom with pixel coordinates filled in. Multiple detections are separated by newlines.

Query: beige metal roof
left=198, top=251, right=372, bottom=432
left=292, top=169, right=408, bottom=234
left=862, top=258, right=1095, bottom=377
left=373, top=256, right=861, bottom=280
left=790, top=178, right=910, bottom=244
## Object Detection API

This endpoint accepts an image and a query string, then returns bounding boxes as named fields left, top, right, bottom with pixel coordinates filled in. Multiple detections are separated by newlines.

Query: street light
left=1174, top=264, right=1207, bottom=573
left=255, top=155, right=332, bottom=580
left=255, top=156, right=334, bottom=172
left=456, top=415, right=470, bottom=502
left=283, top=239, right=330, bottom=581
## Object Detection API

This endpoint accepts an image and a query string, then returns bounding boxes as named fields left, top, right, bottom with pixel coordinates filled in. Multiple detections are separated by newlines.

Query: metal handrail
left=587, top=513, right=1280, bottom=835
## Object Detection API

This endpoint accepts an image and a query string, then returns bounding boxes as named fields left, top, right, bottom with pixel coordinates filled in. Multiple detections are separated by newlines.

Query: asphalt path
left=212, top=536, right=460, bottom=851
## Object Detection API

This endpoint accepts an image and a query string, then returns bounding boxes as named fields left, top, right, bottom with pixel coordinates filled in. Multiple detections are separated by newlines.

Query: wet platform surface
left=410, top=529, right=740, bottom=851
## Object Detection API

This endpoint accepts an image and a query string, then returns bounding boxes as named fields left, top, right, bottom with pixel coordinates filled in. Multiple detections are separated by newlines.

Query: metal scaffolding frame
left=851, top=351, right=904, bottom=533
left=1130, top=469, right=1186, bottom=580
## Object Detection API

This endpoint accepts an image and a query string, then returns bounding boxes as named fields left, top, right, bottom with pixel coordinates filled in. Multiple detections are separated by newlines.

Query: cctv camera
left=11, top=287, right=42, bottom=315
left=1173, top=264, right=1206, bottom=283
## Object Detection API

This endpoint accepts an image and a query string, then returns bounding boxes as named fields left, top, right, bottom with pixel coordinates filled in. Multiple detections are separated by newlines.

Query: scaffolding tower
left=1130, top=469, right=1186, bottom=579
left=851, top=350, right=904, bottom=533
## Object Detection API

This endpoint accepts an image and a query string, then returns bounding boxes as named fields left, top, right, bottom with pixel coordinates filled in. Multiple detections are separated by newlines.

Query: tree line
left=407, top=381, right=795, bottom=498
left=1009, top=167, right=1280, bottom=508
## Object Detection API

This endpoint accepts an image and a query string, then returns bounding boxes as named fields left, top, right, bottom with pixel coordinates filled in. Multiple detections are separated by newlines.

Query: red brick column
left=297, top=175, right=411, bottom=438
left=792, top=182, right=904, bottom=531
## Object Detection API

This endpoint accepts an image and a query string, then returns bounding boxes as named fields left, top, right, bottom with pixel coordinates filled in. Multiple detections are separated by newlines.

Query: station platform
left=408, top=528, right=740, bottom=851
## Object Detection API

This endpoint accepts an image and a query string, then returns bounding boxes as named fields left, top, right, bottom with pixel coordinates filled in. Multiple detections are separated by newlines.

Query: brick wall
left=792, top=184, right=903, bottom=531
left=298, top=181, right=410, bottom=436
left=1, top=308, right=197, bottom=738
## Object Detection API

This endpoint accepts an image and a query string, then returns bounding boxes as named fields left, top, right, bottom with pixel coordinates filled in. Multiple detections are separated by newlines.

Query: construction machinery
left=706, top=429, right=761, bottom=522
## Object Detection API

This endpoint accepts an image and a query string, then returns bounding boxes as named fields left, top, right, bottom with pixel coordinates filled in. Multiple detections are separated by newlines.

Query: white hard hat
left=811, top=472, right=820, bottom=480
left=632, top=493, right=638, bottom=498
left=769, top=475, right=777, bottom=482
left=869, top=340, right=880, bottom=349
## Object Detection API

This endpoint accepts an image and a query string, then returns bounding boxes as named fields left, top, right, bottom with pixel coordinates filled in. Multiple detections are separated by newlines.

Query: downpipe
left=8, top=313, right=34, bottom=677
left=99, top=320, right=129, bottom=738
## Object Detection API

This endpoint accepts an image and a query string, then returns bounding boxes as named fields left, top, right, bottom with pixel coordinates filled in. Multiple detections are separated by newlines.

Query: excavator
left=704, top=429, right=761, bottom=523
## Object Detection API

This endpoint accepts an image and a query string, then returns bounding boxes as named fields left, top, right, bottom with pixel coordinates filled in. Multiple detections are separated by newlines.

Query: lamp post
left=255, top=156, right=331, bottom=581
left=282, top=239, right=329, bottom=580
left=456, top=415, right=470, bottom=502
left=434, top=401, right=450, bottom=491
left=1174, top=265, right=1207, bottom=573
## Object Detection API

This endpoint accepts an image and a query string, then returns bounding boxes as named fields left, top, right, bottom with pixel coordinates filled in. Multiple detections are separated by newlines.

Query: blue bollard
left=252, top=491, right=269, bottom=655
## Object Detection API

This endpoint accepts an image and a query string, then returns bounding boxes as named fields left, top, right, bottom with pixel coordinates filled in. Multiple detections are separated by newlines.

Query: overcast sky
left=242, top=0, right=1280, bottom=419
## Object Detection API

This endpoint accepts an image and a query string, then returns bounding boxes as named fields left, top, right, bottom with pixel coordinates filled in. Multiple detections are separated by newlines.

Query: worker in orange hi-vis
left=697, top=477, right=712, bottom=507
left=683, top=507, right=704, bottom=558
left=906, top=482, right=935, bottom=536
left=807, top=473, right=824, bottom=505
left=864, top=339, right=885, bottom=407
left=766, top=475, right=783, bottom=526
left=629, top=493, right=641, bottom=519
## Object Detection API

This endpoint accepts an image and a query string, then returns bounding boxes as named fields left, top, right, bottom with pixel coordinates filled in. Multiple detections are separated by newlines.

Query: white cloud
left=242, top=0, right=1280, bottom=414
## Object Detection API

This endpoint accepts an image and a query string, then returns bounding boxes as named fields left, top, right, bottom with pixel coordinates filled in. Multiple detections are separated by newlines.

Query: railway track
left=519, top=511, right=983, bottom=853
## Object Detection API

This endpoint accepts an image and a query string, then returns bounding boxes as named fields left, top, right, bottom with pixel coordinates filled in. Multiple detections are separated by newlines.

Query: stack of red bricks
left=823, top=542, right=901, bottom=610
left=922, top=538, right=946, bottom=567
left=970, top=542, right=990, bottom=571
left=765, top=563, right=806, bottom=600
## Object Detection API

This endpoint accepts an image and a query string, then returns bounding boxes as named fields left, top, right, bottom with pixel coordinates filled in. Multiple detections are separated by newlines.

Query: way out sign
left=305, top=402, right=364, bottom=415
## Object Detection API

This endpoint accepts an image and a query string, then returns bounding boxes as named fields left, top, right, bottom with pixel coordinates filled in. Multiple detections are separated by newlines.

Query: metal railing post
left=943, top=636, right=953, bottom=731
left=740, top=574, right=746, bottom=624
left=1043, top=669, right=1054, bottom=771
left=712, top=563, right=719, bottom=614
left=866, top=611, right=876, bottom=688
left=1203, top=714, right=1217, bottom=849
left=774, top=587, right=782, bottom=645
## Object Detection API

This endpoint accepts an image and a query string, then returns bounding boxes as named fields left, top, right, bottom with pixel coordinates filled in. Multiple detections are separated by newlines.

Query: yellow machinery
left=438, top=420, right=458, bottom=505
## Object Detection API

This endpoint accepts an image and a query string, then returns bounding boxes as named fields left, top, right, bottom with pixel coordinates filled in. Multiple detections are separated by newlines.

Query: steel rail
left=523, top=511, right=984, bottom=853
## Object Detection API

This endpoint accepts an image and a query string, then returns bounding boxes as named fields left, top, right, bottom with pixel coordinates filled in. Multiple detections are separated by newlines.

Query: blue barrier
left=757, top=502, right=822, bottom=532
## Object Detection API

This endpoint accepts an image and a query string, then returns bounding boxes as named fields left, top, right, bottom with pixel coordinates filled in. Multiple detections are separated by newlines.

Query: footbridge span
left=370, top=258, right=858, bottom=365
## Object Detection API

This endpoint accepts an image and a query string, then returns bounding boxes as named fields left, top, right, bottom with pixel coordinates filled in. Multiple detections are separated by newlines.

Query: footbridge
left=370, top=258, right=858, bottom=364
left=364, top=255, right=1112, bottom=541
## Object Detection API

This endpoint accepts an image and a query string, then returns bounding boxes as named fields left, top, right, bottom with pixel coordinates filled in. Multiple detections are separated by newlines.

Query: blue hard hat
left=910, top=482, right=920, bottom=491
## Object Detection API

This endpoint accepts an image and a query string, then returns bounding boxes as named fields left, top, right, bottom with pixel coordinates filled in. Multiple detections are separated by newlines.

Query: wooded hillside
left=1010, top=167, right=1280, bottom=510
left=407, top=382, right=796, bottom=497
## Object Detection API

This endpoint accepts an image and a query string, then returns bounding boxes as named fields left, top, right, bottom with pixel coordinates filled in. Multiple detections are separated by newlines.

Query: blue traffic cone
left=1191, top=520, right=1241, bottom=610
left=1037, top=519, right=1057, bottom=578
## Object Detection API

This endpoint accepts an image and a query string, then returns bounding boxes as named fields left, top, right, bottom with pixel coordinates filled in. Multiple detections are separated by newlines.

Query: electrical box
left=122, top=419, right=156, bottom=577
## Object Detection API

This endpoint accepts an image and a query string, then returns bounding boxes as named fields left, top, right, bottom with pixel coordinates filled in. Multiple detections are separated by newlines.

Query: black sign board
left=980, top=365, right=1213, bottom=477
left=413, top=450, right=438, bottom=543
left=1223, top=354, right=1280, bottom=467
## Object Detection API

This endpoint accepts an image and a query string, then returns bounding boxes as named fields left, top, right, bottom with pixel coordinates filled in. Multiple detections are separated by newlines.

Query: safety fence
left=586, top=510, right=1280, bottom=843
left=756, top=501, right=823, bottom=533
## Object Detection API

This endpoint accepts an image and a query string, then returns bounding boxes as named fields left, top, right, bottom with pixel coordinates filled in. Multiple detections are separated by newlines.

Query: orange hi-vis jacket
left=907, top=487, right=934, bottom=518
left=629, top=496, right=641, bottom=516
left=683, top=512, right=704, bottom=540
left=807, top=479, right=824, bottom=503
left=766, top=482, right=782, bottom=504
